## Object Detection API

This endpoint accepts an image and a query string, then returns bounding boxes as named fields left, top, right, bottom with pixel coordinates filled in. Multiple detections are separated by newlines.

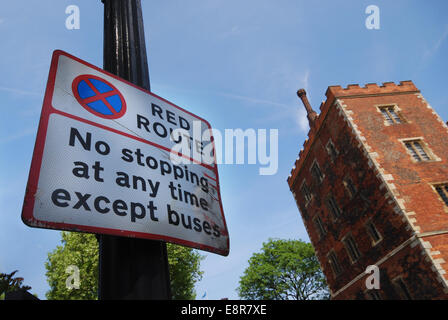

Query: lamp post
left=99, top=0, right=171, bottom=300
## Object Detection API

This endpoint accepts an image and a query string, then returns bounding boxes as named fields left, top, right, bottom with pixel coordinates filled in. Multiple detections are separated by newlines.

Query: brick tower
left=287, top=81, right=448, bottom=300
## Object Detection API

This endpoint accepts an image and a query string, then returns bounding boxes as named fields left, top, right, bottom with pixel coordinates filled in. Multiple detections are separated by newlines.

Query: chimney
left=297, top=89, right=318, bottom=128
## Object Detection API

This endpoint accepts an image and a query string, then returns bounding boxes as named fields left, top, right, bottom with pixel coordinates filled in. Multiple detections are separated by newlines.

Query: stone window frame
left=364, top=289, right=382, bottom=300
left=325, top=194, right=342, bottom=221
left=431, top=182, right=448, bottom=212
left=343, top=175, right=358, bottom=199
left=300, top=180, right=313, bottom=207
left=364, top=219, right=383, bottom=246
left=309, top=159, right=325, bottom=184
left=341, top=232, right=362, bottom=264
left=399, top=137, right=440, bottom=163
left=375, top=103, right=407, bottom=126
left=392, top=276, right=412, bottom=300
left=325, top=138, right=339, bottom=162
left=327, top=249, right=343, bottom=278
left=312, top=213, right=327, bottom=240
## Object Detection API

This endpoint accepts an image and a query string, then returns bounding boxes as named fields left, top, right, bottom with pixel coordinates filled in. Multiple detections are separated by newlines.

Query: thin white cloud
left=433, top=26, right=448, bottom=52
left=157, top=70, right=312, bottom=134
left=217, top=69, right=312, bottom=134
left=302, top=69, right=310, bottom=92
left=221, top=25, right=241, bottom=38
left=424, top=24, right=448, bottom=59
left=0, top=85, right=41, bottom=96
left=217, top=69, right=310, bottom=111
left=216, top=91, right=291, bottom=109
left=0, top=128, right=36, bottom=144
left=295, top=107, right=309, bottom=133
left=294, top=69, right=311, bottom=132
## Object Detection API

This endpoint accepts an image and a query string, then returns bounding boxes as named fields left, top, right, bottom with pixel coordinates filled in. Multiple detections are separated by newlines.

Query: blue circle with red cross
left=72, top=74, right=127, bottom=119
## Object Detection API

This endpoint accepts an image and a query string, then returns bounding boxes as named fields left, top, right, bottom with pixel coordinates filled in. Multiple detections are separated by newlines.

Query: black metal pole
left=99, top=0, right=171, bottom=300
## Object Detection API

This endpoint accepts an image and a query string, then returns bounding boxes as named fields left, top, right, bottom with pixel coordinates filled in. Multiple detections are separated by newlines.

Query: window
left=379, top=106, right=403, bottom=125
left=301, top=181, right=312, bottom=205
left=313, top=214, right=326, bottom=239
left=342, top=234, right=361, bottom=263
left=328, top=251, right=343, bottom=277
left=404, top=140, right=431, bottom=162
left=326, top=196, right=341, bottom=220
left=365, top=290, right=382, bottom=300
left=310, top=161, right=324, bottom=184
left=393, top=277, right=412, bottom=300
left=434, top=184, right=448, bottom=207
left=365, top=221, right=382, bottom=245
left=343, top=177, right=357, bottom=199
left=326, top=139, right=339, bottom=160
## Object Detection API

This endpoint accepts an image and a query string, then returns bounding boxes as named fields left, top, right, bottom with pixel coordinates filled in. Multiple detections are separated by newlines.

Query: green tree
left=168, top=243, right=204, bottom=300
left=45, top=232, right=204, bottom=300
left=237, top=238, right=329, bottom=300
left=0, top=270, right=32, bottom=299
left=45, top=232, right=98, bottom=300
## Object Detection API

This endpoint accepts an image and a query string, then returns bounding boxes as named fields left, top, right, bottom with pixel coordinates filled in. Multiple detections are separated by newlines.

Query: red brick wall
left=332, top=84, right=448, bottom=233
left=288, top=81, right=448, bottom=299
left=334, top=242, right=448, bottom=300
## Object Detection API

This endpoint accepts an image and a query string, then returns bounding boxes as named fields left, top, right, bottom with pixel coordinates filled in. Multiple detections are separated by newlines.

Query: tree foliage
left=237, top=238, right=329, bottom=300
left=45, top=232, right=98, bottom=300
left=168, top=243, right=204, bottom=300
left=45, top=232, right=204, bottom=300
left=0, top=270, right=32, bottom=299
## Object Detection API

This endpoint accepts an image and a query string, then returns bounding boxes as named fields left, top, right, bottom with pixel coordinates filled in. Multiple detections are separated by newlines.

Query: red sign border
left=21, top=50, right=229, bottom=256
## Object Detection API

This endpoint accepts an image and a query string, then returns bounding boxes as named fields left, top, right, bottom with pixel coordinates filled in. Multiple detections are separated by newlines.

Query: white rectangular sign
left=22, top=50, right=229, bottom=256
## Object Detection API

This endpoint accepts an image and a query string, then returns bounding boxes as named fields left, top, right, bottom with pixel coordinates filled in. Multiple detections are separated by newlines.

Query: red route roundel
left=72, top=74, right=127, bottom=119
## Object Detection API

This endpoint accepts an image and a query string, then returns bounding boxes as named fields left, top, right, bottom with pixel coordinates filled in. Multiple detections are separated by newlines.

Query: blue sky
left=0, top=0, right=447, bottom=300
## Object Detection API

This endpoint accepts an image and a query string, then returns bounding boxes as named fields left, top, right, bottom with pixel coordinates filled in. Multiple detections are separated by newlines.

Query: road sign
left=22, top=50, right=229, bottom=256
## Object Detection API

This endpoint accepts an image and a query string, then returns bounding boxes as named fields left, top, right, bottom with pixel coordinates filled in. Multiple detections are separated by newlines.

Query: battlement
left=326, top=80, right=419, bottom=100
